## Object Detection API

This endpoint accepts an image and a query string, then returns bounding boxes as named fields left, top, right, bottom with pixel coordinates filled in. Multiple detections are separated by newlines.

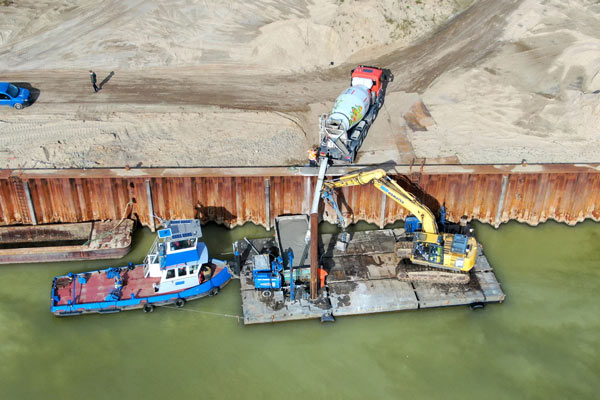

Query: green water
left=0, top=221, right=598, bottom=399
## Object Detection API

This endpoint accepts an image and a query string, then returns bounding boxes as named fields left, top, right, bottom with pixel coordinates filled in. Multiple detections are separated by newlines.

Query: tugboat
left=50, top=219, right=233, bottom=316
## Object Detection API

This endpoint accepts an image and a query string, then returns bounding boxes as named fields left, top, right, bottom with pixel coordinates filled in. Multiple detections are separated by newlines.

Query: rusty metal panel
left=0, top=178, right=21, bottom=224
left=1, top=171, right=600, bottom=229
left=501, top=172, right=600, bottom=226
left=270, top=176, right=306, bottom=222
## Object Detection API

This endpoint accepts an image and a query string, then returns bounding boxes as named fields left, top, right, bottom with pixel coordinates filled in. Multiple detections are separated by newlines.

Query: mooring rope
left=157, top=304, right=241, bottom=322
left=81, top=201, right=135, bottom=247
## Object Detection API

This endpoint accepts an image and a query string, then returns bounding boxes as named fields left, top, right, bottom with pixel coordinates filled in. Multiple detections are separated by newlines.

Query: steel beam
left=379, top=191, right=387, bottom=228
left=265, top=178, right=271, bottom=231
left=495, top=175, right=509, bottom=227
left=146, top=180, right=155, bottom=232
left=23, top=181, right=37, bottom=225
left=4, top=162, right=600, bottom=180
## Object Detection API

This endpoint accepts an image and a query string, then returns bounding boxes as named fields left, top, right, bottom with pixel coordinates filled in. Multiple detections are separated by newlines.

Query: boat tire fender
left=175, top=298, right=186, bottom=308
left=209, top=287, right=220, bottom=297
left=470, top=302, right=485, bottom=310
left=143, top=304, right=155, bottom=313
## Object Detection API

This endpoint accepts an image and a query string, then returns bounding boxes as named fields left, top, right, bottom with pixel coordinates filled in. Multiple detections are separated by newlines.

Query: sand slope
left=415, top=0, right=600, bottom=163
left=0, top=0, right=599, bottom=168
left=0, top=0, right=458, bottom=71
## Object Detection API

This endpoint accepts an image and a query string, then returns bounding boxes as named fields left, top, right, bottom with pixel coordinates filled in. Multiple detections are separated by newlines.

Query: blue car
left=0, top=82, right=31, bottom=110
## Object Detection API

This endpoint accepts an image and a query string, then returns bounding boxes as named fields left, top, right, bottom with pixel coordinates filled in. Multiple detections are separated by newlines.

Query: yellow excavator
left=321, top=169, right=478, bottom=284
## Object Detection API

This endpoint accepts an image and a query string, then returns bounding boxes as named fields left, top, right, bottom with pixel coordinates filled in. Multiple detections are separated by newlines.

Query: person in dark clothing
left=89, top=70, right=98, bottom=92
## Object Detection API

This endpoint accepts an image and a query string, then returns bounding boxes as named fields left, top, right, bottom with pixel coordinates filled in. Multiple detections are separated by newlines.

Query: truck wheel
left=14, top=103, right=23, bottom=110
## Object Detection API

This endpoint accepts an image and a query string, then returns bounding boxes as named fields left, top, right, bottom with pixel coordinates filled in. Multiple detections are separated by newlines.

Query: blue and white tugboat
left=51, top=219, right=233, bottom=316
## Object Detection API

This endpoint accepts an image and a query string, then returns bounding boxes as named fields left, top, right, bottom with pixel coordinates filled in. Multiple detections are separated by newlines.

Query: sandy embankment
left=0, top=0, right=599, bottom=167
left=0, top=0, right=463, bottom=168
left=411, top=0, right=600, bottom=163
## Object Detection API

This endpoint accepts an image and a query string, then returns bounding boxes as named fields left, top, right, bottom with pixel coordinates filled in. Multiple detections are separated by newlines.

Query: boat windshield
left=169, top=239, right=195, bottom=251
left=7, top=84, right=19, bottom=98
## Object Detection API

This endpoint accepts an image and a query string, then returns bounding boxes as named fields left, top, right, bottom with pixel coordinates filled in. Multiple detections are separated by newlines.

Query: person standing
left=89, top=70, right=98, bottom=92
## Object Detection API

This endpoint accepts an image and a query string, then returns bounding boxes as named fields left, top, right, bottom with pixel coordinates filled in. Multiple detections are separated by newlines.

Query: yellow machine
left=322, top=169, right=478, bottom=274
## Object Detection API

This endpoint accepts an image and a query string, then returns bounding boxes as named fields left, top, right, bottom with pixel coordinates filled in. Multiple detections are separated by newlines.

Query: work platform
left=236, top=216, right=505, bottom=325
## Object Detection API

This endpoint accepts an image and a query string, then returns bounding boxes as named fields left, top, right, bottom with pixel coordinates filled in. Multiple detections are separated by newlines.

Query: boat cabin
left=143, top=219, right=208, bottom=294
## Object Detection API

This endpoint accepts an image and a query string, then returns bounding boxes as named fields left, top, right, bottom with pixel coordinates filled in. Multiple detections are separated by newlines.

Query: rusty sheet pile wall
left=1, top=169, right=599, bottom=229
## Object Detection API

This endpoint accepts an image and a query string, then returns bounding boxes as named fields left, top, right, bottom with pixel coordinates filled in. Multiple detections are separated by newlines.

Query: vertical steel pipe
left=310, top=212, right=318, bottom=299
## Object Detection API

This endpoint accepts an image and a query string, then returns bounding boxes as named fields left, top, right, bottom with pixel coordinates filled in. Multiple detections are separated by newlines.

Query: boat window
left=166, top=269, right=175, bottom=279
left=178, top=267, right=187, bottom=277
left=169, top=239, right=195, bottom=251
left=189, top=265, right=197, bottom=275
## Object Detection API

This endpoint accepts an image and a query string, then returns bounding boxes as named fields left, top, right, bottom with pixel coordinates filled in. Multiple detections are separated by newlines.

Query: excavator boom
left=322, top=168, right=478, bottom=274
left=323, top=169, right=438, bottom=234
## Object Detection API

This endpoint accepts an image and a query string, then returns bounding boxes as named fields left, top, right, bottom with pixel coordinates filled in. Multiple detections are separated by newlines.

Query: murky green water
left=0, top=221, right=598, bottom=399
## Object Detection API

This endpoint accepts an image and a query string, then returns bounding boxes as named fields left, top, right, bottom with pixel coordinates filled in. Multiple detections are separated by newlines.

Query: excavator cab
left=412, top=234, right=444, bottom=266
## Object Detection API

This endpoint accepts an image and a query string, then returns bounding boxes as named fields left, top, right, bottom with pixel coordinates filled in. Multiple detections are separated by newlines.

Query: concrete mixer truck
left=317, top=65, right=393, bottom=164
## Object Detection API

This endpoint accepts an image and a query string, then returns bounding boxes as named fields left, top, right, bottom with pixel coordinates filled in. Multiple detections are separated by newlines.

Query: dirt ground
left=0, top=0, right=599, bottom=168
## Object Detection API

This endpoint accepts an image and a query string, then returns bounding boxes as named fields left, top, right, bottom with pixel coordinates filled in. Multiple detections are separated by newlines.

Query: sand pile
left=246, top=0, right=465, bottom=72
left=0, top=0, right=463, bottom=72
left=1, top=0, right=598, bottom=168
left=413, top=0, right=600, bottom=163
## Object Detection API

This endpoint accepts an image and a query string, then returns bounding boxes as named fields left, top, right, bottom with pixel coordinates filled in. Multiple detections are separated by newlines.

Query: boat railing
left=144, top=236, right=160, bottom=265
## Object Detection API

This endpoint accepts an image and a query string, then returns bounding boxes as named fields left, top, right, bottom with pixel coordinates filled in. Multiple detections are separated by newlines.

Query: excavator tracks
left=395, top=259, right=471, bottom=285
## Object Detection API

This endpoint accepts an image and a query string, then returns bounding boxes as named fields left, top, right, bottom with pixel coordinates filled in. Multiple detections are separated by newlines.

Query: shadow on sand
left=12, top=82, right=40, bottom=105
left=98, top=71, right=115, bottom=90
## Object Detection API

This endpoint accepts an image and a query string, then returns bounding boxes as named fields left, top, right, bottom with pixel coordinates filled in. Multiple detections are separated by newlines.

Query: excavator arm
left=322, top=168, right=477, bottom=275
left=322, top=169, right=438, bottom=234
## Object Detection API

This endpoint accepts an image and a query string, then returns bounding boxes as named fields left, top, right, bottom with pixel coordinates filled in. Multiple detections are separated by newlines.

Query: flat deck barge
left=237, top=217, right=505, bottom=324
left=0, top=220, right=134, bottom=264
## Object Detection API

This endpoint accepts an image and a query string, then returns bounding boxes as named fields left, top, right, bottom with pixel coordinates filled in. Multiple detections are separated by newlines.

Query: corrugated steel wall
left=1, top=172, right=599, bottom=228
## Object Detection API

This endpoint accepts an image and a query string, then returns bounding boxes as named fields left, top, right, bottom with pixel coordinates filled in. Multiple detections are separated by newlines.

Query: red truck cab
left=350, top=66, right=386, bottom=103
